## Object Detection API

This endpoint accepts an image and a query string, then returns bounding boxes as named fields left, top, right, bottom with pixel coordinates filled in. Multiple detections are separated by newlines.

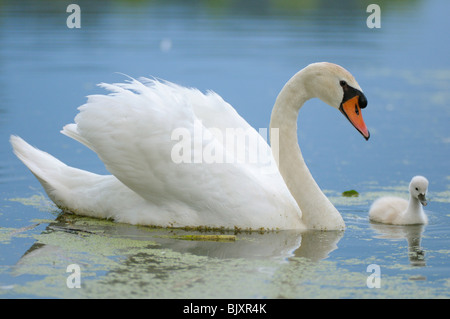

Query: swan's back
left=56, top=78, right=303, bottom=230
left=369, top=196, right=409, bottom=224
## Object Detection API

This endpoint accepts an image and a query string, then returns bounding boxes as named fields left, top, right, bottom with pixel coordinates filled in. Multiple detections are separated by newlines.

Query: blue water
left=0, top=0, right=449, bottom=298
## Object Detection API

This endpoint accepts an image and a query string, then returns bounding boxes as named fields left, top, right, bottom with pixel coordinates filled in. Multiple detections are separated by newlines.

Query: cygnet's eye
left=340, top=80, right=347, bottom=87
left=415, top=187, right=419, bottom=191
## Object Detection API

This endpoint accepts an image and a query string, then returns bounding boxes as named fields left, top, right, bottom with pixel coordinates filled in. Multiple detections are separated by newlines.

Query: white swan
left=10, top=62, right=370, bottom=231
left=369, top=176, right=429, bottom=225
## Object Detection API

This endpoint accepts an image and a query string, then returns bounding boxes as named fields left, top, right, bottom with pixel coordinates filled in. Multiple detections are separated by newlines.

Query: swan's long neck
left=269, top=71, right=345, bottom=230
left=405, top=196, right=426, bottom=221
left=407, top=196, right=422, bottom=213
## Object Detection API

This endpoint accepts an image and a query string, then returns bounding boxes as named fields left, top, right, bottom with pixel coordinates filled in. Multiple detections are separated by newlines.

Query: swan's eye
left=415, top=187, right=419, bottom=191
left=340, top=80, right=347, bottom=87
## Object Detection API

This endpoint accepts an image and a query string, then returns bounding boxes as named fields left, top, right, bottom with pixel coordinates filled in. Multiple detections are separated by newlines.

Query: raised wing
left=61, top=78, right=293, bottom=226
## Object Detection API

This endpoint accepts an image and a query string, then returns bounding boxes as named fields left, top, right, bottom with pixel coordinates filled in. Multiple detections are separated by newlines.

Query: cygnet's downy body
left=369, top=176, right=429, bottom=225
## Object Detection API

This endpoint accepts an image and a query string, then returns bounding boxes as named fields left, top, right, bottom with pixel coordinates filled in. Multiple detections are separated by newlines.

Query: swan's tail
left=10, top=135, right=98, bottom=211
left=11, top=135, right=73, bottom=209
left=10, top=135, right=149, bottom=223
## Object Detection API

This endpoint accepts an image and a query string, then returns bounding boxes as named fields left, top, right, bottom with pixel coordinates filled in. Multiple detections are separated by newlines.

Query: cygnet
left=369, top=176, right=429, bottom=225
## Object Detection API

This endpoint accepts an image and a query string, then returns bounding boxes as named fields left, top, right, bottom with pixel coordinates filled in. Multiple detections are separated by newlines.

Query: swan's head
left=409, top=176, right=429, bottom=206
left=304, top=62, right=370, bottom=140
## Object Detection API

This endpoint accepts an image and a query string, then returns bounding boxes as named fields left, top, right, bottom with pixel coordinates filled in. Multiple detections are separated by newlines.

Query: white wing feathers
left=55, top=78, right=300, bottom=229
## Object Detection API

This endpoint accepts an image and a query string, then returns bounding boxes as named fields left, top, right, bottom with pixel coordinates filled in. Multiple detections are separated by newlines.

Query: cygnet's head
left=409, top=176, right=429, bottom=206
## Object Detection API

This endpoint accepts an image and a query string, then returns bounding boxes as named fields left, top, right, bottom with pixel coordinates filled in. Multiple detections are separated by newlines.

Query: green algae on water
left=172, top=234, right=236, bottom=242
left=342, top=190, right=359, bottom=197
left=9, top=194, right=57, bottom=212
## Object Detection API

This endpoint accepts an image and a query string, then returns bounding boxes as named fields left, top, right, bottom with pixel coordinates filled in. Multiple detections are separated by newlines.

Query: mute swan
left=369, top=176, right=429, bottom=225
left=10, top=62, right=370, bottom=231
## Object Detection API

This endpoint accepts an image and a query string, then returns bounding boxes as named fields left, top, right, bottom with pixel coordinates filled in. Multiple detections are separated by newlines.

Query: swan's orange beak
left=339, top=95, right=370, bottom=140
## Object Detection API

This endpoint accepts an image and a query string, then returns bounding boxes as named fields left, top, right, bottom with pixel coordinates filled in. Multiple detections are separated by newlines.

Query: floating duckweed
left=342, top=190, right=359, bottom=197
left=0, top=225, right=37, bottom=244
left=173, top=234, right=236, bottom=242
left=3, top=221, right=450, bottom=298
left=33, top=228, right=159, bottom=257
left=9, top=194, right=57, bottom=212
left=3, top=186, right=449, bottom=299
left=31, top=219, right=57, bottom=224
left=0, top=228, right=17, bottom=244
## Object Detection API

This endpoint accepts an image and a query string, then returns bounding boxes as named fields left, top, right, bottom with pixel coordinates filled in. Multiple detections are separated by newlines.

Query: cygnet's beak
left=418, top=193, right=427, bottom=206
left=339, top=86, right=370, bottom=141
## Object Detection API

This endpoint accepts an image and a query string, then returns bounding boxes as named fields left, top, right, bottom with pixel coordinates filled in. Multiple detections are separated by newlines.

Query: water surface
left=0, top=0, right=449, bottom=298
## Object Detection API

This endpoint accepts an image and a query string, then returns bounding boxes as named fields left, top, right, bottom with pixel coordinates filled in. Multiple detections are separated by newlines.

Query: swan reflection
left=14, top=213, right=344, bottom=278
left=370, top=222, right=426, bottom=267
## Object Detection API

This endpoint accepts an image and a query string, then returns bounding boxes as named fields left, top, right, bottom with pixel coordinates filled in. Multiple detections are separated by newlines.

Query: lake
left=0, top=0, right=449, bottom=299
